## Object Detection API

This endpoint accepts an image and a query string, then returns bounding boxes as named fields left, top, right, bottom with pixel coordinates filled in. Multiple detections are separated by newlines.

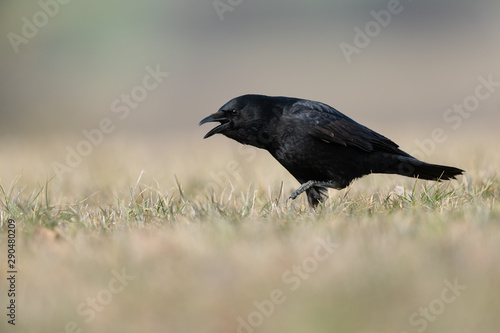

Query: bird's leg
left=288, top=180, right=339, bottom=200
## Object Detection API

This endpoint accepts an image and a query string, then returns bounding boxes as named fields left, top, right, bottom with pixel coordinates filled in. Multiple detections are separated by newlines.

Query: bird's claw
left=288, top=191, right=300, bottom=201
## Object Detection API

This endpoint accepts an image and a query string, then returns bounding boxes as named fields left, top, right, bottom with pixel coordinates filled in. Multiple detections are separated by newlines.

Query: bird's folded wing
left=287, top=100, right=400, bottom=153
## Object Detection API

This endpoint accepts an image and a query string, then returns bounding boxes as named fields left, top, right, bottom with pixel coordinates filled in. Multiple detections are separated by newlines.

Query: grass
left=0, top=136, right=499, bottom=333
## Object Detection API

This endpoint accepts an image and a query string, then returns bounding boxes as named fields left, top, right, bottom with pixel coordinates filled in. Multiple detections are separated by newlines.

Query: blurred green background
left=1, top=0, right=499, bottom=140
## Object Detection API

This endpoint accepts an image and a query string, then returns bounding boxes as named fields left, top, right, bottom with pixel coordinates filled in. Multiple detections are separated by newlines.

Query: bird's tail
left=375, top=154, right=464, bottom=181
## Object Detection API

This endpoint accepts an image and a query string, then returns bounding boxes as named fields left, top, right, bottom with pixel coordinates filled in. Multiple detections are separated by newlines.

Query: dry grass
left=0, top=136, right=499, bottom=333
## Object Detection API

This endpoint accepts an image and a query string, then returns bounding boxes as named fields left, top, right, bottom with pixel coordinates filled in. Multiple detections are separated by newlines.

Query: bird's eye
left=224, top=109, right=238, bottom=116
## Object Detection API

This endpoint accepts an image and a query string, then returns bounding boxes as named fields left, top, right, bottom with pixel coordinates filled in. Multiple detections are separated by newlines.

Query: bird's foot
left=288, top=180, right=338, bottom=201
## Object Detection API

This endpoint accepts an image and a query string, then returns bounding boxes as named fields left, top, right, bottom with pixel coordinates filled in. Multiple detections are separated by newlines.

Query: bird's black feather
left=200, top=94, right=464, bottom=207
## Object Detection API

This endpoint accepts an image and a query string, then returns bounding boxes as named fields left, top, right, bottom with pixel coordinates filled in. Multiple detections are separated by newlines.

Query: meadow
left=0, top=135, right=499, bottom=333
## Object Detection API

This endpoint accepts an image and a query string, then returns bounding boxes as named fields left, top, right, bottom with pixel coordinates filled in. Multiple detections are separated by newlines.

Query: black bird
left=199, top=95, right=464, bottom=207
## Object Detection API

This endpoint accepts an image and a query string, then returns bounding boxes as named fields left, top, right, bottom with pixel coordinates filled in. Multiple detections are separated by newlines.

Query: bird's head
left=199, top=94, right=282, bottom=148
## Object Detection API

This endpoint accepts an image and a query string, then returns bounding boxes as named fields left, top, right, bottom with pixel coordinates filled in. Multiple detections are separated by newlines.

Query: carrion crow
left=199, top=94, right=464, bottom=207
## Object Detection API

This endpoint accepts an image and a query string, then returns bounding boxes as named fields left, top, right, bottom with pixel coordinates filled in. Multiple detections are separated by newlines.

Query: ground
left=0, top=135, right=499, bottom=333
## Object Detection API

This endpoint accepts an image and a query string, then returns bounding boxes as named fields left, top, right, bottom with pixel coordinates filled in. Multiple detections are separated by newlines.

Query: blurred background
left=1, top=3, right=500, bottom=332
left=0, top=0, right=499, bottom=183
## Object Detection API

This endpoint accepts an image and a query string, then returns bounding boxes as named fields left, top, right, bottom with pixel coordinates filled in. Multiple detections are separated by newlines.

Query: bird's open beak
left=198, top=111, right=231, bottom=139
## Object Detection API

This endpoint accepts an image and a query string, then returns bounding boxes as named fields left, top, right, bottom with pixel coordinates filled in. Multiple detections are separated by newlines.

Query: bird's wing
left=286, top=100, right=400, bottom=153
